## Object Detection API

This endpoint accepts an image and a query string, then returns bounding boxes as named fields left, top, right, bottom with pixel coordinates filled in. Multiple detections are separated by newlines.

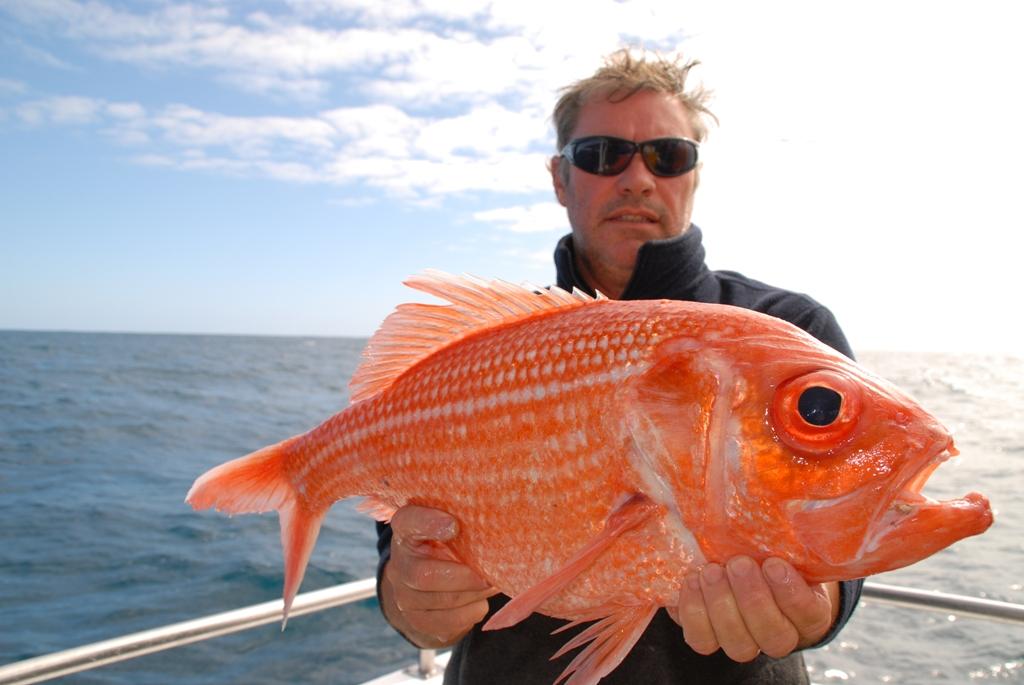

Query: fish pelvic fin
left=483, top=494, right=660, bottom=632
left=355, top=496, right=398, bottom=522
left=348, top=271, right=602, bottom=404
left=551, top=604, right=659, bottom=685
left=186, top=436, right=326, bottom=626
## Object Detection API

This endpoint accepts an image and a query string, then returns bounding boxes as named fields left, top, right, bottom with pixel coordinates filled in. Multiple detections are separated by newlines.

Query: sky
left=1, top=0, right=1022, bottom=354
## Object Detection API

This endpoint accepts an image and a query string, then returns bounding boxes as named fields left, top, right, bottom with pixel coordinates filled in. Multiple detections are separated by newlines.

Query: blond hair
left=552, top=48, right=717, bottom=151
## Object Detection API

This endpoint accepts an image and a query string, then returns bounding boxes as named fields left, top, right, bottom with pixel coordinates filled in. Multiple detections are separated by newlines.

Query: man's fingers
left=674, top=556, right=834, bottom=662
left=391, top=506, right=457, bottom=546
left=674, top=573, right=719, bottom=655
left=390, top=552, right=494, bottom=591
left=402, top=597, right=493, bottom=644
left=385, top=555, right=497, bottom=612
left=386, top=549, right=496, bottom=611
left=726, top=557, right=799, bottom=659
left=381, top=562, right=496, bottom=646
left=382, top=505, right=500, bottom=648
left=387, top=505, right=497, bottom=598
left=390, top=506, right=464, bottom=564
left=699, top=563, right=761, bottom=662
left=391, top=583, right=499, bottom=613
left=762, top=558, right=834, bottom=645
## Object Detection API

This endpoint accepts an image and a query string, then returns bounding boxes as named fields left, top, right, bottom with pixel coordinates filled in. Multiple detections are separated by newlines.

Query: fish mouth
left=860, top=437, right=992, bottom=563
left=786, top=434, right=993, bottom=580
left=884, top=439, right=959, bottom=518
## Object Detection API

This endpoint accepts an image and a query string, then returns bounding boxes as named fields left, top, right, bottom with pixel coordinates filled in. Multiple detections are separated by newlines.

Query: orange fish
left=187, top=271, right=992, bottom=685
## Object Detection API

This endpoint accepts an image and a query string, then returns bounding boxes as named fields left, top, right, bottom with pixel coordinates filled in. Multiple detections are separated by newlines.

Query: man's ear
left=550, top=155, right=568, bottom=207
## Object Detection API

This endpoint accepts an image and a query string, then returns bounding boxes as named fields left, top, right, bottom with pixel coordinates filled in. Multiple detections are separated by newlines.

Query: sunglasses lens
left=644, top=139, right=698, bottom=176
left=571, top=138, right=636, bottom=175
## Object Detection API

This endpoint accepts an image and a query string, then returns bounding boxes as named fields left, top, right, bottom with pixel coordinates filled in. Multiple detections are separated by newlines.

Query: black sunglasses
left=560, top=135, right=699, bottom=177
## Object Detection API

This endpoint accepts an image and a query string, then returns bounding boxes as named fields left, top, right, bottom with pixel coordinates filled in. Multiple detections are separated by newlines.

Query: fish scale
left=319, top=306, right=665, bottom=612
left=329, top=298, right=678, bottom=614
left=188, top=271, right=992, bottom=685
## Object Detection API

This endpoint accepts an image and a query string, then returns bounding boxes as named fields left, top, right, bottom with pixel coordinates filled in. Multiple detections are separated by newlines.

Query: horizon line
left=3, top=327, right=1020, bottom=358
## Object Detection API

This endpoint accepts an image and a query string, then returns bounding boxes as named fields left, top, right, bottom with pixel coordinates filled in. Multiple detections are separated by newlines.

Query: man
left=377, top=50, right=862, bottom=683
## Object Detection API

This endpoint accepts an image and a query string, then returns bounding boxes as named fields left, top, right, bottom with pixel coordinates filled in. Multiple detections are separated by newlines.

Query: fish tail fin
left=186, top=436, right=326, bottom=625
left=186, top=437, right=297, bottom=514
left=278, top=497, right=327, bottom=628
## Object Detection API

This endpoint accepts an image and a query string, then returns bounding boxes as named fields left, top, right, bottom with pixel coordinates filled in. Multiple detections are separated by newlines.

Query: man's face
left=551, top=90, right=700, bottom=298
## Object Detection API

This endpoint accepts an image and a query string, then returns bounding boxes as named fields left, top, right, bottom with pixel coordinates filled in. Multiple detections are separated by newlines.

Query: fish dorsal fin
left=348, top=270, right=601, bottom=404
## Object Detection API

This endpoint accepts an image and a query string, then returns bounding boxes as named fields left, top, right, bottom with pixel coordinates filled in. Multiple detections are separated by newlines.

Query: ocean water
left=0, top=331, right=1020, bottom=684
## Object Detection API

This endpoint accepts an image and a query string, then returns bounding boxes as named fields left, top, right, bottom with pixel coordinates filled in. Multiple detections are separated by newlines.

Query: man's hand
left=668, top=556, right=839, bottom=662
left=380, top=505, right=499, bottom=649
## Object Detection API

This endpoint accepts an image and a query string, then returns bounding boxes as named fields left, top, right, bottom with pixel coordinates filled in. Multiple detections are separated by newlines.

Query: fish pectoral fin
left=482, top=494, right=660, bottom=632
left=550, top=604, right=659, bottom=685
left=622, top=344, right=720, bottom=502
left=627, top=343, right=719, bottom=438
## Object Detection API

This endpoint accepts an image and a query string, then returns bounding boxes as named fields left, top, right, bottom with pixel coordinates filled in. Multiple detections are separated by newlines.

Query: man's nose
left=615, top=151, right=656, bottom=196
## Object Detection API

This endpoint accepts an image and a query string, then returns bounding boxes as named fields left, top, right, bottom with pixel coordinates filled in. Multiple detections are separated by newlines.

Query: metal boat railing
left=0, top=579, right=391, bottom=685
left=1, top=579, right=1021, bottom=685
left=861, top=582, right=1024, bottom=624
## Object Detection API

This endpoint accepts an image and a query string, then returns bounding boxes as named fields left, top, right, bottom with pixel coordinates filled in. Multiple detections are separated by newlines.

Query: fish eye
left=771, top=370, right=861, bottom=454
left=798, top=386, right=842, bottom=426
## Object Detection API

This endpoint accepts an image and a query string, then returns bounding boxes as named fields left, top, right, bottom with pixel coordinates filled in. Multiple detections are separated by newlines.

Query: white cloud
left=0, top=0, right=697, bottom=107
left=361, top=34, right=553, bottom=106
left=414, top=103, right=549, bottom=160
left=4, top=0, right=223, bottom=42
left=284, top=0, right=543, bottom=32
left=223, top=72, right=329, bottom=102
left=0, top=0, right=709, bottom=202
left=105, top=102, right=144, bottom=119
left=324, top=152, right=550, bottom=196
left=0, top=78, right=27, bottom=95
left=499, top=246, right=554, bottom=267
left=9, top=91, right=552, bottom=195
left=149, top=105, right=337, bottom=154
left=0, top=0, right=712, bottom=214
left=0, top=34, right=75, bottom=70
left=320, top=105, right=420, bottom=158
left=327, top=195, right=378, bottom=207
left=474, top=202, right=567, bottom=233
left=16, top=95, right=104, bottom=125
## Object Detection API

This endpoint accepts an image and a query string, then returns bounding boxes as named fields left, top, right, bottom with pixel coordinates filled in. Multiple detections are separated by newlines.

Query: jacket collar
left=553, top=225, right=713, bottom=301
